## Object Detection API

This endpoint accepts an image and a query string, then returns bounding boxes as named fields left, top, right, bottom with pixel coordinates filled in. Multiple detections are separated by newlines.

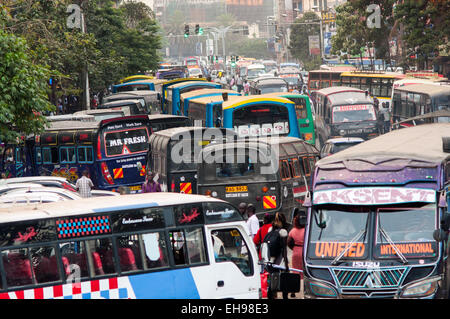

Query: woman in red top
left=253, top=213, right=274, bottom=261
left=287, top=215, right=305, bottom=279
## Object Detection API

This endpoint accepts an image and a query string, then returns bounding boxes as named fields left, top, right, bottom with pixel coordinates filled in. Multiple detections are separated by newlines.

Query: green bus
left=261, top=92, right=316, bottom=146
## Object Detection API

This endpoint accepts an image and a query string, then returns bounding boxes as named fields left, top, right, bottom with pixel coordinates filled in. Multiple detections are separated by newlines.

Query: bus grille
left=332, top=267, right=407, bottom=289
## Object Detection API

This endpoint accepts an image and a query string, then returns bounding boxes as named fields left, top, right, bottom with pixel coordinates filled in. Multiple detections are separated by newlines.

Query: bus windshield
left=310, top=207, right=370, bottom=244
left=232, top=104, right=290, bottom=137
left=103, top=127, right=149, bottom=157
left=259, top=85, right=288, bottom=94
left=376, top=205, right=436, bottom=243
left=248, top=69, right=265, bottom=78
left=332, top=104, right=376, bottom=123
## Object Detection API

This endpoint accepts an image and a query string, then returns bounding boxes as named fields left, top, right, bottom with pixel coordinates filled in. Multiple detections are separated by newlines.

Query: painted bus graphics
left=1, top=138, right=34, bottom=179
left=222, top=96, right=302, bottom=139
left=0, top=193, right=261, bottom=299
left=303, top=124, right=450, bottom=299
left=166, top=81, right=222, bottom=116
left=180, top=88, right=241, bottom=118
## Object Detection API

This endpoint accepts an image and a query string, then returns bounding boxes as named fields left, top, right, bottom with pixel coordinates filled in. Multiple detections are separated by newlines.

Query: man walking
left=76, top=169, right=94, bottom=198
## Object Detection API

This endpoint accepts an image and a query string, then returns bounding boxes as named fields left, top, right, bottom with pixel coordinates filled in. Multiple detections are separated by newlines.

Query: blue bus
left=112, top=79, right=167, bottom=94
left=26, top=115, right=190, bottom=193
left=160, top=78, right=207, bottom=114
left=180, top=88, right=240, bottom=117
left=221, top=96, right=302, bottom=138
left=0, top=193, right=261, bottom=299
left=187, top=94, right=241, bottom=128
left=166, top=81, right=221, bottom=116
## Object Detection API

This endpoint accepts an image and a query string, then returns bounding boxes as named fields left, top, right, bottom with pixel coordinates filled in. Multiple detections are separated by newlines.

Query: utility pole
left=81, top=9, right=90, bottom=110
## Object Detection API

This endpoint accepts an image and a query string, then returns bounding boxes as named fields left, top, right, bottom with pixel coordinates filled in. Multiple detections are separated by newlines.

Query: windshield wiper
left=331, top=229, right=366, bottom=266
left=379, top=227, right=408, bottom=264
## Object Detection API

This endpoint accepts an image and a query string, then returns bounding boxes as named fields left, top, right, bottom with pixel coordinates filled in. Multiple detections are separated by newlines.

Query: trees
left=330, top=0, right=395, bottom=68
left=288, top=12, right=321, bottom=70
left=393, top=0, right=449, bottom=69
left=0, top=19, right=53, bottom=143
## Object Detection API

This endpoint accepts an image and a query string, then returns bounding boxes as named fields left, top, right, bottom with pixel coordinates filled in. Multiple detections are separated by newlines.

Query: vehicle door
left=202, top=223, right=260, bottom=298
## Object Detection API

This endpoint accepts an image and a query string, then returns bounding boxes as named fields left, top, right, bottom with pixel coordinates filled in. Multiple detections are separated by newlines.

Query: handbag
left=268, top=235, right=301, bottom=293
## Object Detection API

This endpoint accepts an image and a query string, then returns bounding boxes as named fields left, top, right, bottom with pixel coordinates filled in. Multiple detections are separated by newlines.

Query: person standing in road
left=246, top=204, right=260, bottom=240
left=253, top=213, right=274, bottom=262
left=236, top=76, right=243, bottom=93
left=287, top=214, right=305, bottom=277
left=142, top=171, right=161, bottom=193
left=76, top=169, right=94, bottom=198
left=243, top=80, right=250, bottom=96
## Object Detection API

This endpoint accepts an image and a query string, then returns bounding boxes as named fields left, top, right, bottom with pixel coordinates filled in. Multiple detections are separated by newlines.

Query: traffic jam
left=1, top=61, right=449, bottom=300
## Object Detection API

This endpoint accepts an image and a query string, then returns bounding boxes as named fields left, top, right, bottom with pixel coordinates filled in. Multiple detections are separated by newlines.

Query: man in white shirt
left=246, top=204, right=260, bottom=239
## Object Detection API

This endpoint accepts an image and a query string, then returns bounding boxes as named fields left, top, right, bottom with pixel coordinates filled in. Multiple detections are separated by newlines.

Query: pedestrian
left=76, top=169, right=94, bottom=198
left=238, top=202, right=248, bottom=216
left=57, top=102, right=63, bottom=114
left=142, top=171, right=161, bottom=193
left=253, top=213, right=275, bottom=262
left=246, top=204, right=260, bottom=240
left=264, top=212, right=289, bottom=299
left=287, top=214, right=305, bottom=278
left=236, top=76, right=243, bottom=93
left=243, top=80, right=250, bottom=96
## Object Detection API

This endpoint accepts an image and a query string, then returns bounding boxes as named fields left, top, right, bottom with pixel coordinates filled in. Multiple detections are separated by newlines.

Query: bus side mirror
left=137, top=162, right=143, bottom=171
left=433, top=229, right=448, bottom=242
left=303, top=192, right=312, bottom=207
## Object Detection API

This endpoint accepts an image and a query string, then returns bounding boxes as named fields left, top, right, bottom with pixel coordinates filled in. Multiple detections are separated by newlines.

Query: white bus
left=0, top=193, right=260, bottom=299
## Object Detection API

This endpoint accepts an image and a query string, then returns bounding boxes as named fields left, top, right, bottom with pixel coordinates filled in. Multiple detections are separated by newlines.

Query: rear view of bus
left=96, top=116, right=151, bottom=193
left=304, top=124, right=450, bottom=299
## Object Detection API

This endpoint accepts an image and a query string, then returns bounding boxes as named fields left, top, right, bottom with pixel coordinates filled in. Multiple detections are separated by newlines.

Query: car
left=2, top=187, right=82, bottom=200
left=0, top=183, right=45, bottom=195
left=0, top=192, right=71, bottom=207
left=320, top=137, right=365, bottom=158
left=0, top=176, right=77, bottom=192
left=188, top=67, right=203, bottom=78
left=91, top=190, right=121, bottom=197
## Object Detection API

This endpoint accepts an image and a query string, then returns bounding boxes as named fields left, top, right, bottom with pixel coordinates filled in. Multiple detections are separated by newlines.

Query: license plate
left=129, top=185, right=142, bottom=191
left=226, top=186, right=248, bottom=192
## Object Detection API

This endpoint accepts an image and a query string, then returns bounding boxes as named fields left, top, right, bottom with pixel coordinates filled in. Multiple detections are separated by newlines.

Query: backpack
left=262, top=228, right=282, bottom=260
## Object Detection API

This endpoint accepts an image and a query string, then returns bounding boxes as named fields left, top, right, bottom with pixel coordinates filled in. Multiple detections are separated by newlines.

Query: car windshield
left=331, top=141, right=363, bottom=153
left=248, top=69, right=265, bottom=78
left=259, top=85, right=288, bottom=94
left=332, top=104, right=376, bottom=123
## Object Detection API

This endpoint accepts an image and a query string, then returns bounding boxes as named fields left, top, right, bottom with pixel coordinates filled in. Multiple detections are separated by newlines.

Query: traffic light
left=195, top=24, right=199, bottom=34
left=231, top=56, right=236, bottom=68
left=198, top=27, right=203, bottom=35
left=184, top=24, right=189, bottom=38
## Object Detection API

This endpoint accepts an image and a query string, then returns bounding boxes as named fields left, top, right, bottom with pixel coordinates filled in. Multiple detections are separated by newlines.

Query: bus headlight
left=401, top=277, right=440, bottom=298
left=339, top=129, right=346, bottom=136
left=308, top=280, right=337, bottom=298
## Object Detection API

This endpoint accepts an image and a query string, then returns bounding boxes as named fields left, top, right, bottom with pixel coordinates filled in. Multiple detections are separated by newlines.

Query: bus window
left=1, top=248, right=35, bottom=287
left=350, top=77, right=360, bottom=89
left=212, top=228, right=253, bottom=276
left=104, top=127, right=149, bottom=157
left=60, top=241, right=94, bottom=279
left=185, top=228, right=207, bottom=264
left=213, top=104, right=222, bottom=128
left=77, top=146, right=94, bottom=164
left=4, top=146, right=14, bottom=164
left=281, top=160, right=291, bottom=180
left=35, top=147, right=42, bottom=165
left=170, top=230, right=187, bottom=265
left=15, top=148, right=24, bottom=164
left=141, top=231, right=169, bottom=269
left=216, top=159, right=255, bottom=178
left=360, top=77, right=368, bottom=92
left=233, top=104, right=290, bottom=136
left=302, top=157, right=311, bottom=176
left=42, top=147, right=58, bottom=164
left=60, top=147, right=76, bottom=164
left=291, top=98, right=307, bottom=119
left=291, top=158, right=302, bottom=178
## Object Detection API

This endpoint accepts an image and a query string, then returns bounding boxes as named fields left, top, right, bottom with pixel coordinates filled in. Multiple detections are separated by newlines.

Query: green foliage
left=0, top=29, right=53, bottom=143
left=288, top=12, right=321, bottom=70
left=394, top=0, right=448, bottom=68
left=331, top=0, right=395, bottom=64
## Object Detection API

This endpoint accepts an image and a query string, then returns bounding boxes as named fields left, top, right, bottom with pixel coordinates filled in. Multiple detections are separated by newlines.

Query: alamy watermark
left=66, top=4, right=82, bottom=29
left=366, top=4, right=381, bottom=29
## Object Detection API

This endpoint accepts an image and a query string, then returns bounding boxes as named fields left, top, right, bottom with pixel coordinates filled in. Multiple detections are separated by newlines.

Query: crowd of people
left=239, top=202, right=305, bottom=299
